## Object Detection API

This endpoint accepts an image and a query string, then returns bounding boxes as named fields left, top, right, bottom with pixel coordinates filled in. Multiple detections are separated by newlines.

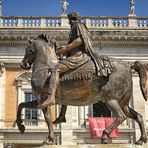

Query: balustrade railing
left=0, top=16, right=61, bottom=28
left=112, top=17, right=128, bottom=27
left=0, top=16, right=148, bottom=29
left=137, top=17, right=148, bottom=27
left=23, top=119, right=39, bottom=127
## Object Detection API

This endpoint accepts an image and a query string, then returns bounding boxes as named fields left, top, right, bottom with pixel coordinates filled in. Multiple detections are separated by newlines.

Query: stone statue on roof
left=61, top=0, right=69, bottom=15
left=130, top=0, right=135, bottom=14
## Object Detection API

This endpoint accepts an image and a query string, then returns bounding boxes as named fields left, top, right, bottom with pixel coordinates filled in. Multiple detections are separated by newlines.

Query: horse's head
left=20, top=34, right=58, bottom=70
left=20, top=38, right=36, bottom=70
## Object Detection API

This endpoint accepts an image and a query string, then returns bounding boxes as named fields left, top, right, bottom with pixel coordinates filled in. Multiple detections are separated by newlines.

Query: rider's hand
left=56, top=46, right=67, bottom=55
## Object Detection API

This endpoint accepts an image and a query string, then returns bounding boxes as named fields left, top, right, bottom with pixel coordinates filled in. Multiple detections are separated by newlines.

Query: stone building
left=0, top=1, right=148, bottom=148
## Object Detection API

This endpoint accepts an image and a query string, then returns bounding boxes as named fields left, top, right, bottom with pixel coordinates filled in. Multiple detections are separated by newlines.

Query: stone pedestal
left=128, top=14, right=138, bottom=28
left=42, top=144, right=148, bottom=148
left=61, top=15, right=70, bottom=28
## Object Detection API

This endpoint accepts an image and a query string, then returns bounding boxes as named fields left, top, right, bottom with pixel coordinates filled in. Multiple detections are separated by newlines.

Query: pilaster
left=0, top=61, right=5, bottom=128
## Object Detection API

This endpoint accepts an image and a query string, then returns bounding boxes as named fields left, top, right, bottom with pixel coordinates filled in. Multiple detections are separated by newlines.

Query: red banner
left=88, top=117, right=119, bottom=138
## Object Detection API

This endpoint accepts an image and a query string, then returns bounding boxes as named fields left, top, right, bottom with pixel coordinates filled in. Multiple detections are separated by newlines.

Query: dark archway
left=93, top=101, right=111, bottom=117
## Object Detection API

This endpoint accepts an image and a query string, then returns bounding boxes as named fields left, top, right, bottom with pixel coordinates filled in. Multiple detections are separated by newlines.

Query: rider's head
left=68, top=12, right=80, bottom=26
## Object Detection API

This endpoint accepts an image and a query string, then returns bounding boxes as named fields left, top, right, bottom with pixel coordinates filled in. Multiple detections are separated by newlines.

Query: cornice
left=0, top=30, right=148, bottom=48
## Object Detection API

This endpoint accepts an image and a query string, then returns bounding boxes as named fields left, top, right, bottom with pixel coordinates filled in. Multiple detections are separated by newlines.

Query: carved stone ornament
left=16, top=71, right=32, bottom=81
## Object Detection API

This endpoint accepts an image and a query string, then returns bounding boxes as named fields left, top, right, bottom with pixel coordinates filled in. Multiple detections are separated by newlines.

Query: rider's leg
left=38, top=63, right=68, bottom=109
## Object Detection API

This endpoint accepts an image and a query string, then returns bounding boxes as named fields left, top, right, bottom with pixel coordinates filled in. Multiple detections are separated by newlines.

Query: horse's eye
left=26, top=49, right=32, bottom=53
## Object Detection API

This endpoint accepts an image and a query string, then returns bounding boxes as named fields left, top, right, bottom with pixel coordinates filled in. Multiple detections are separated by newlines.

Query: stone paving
left=41, top=144, right=148, bottom=148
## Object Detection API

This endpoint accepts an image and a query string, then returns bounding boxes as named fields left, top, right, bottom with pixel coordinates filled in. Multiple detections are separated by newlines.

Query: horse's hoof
left=17, top=124, right=25, bottom=134
left=135, top=140, right=143, bottom=145
left=136, top=137, right=147, bottom=145
left=101, top=138, right=108, bottom=144
left=43, top=136, right=54, bottom=145
left=52, top=117, right=66, bottom=124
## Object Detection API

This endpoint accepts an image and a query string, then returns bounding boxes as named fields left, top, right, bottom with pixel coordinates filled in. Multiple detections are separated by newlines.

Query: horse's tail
left=131, top=61, right=148, bottom=101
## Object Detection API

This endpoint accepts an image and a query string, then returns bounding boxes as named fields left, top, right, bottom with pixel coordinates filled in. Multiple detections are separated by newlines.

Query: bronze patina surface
left=15, top=12, right=148, bottom=145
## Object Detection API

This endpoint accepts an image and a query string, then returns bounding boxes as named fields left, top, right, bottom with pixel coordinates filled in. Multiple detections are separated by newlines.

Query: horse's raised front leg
left=16, top=100, right=38, bottom=134
left=42, top=106, right=55, bottom=145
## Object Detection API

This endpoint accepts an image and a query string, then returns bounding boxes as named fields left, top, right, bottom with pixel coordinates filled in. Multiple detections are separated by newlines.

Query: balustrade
left=88, top=17, right=108, bottom=27
left=23, top=119, right=39, bottom=127
left=137, top=17, right=148, bottom=27
left=112, top=17, right=128, bottom=27
left=0, top=16, right=148, bottom=29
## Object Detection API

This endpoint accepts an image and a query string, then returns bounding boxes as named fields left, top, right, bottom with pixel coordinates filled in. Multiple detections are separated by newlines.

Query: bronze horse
left=16, top=34, right=148, bottom=145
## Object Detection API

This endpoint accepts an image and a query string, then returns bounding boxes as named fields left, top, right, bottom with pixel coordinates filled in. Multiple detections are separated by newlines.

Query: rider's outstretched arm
left=57, top=37, right=83, bottom=55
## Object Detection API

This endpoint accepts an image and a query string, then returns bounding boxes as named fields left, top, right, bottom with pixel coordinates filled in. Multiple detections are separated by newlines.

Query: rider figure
left=38, top=12, right=94, bottom=109
left=38, top=12, right=102, bottom=113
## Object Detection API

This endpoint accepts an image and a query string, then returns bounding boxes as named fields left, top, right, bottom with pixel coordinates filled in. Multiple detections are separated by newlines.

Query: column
left=61, top=106, right=74, bottom=145
left=0, top=62, right=5, bottom=129
left=132, top=76, right=146, bottom=142
left=78, top=106, right=85, bottom=127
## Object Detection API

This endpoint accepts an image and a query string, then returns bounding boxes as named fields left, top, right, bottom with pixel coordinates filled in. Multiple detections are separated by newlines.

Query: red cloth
left=88, top=117, right=119, bottom=138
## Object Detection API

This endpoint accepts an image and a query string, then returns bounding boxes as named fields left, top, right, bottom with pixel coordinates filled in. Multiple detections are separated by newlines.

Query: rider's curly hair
left=68, top=12, right=80, bottom=21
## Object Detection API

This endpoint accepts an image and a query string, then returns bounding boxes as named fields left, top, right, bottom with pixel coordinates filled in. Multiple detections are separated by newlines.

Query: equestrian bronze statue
left=16, top=12, right=148, bottom=145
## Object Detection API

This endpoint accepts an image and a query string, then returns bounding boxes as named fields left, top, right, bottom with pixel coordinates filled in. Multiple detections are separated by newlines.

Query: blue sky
left=2, top=0, right=148, bottom=17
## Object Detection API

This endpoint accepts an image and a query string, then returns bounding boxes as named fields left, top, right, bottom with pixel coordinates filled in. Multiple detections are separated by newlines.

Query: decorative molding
left=16, top=71, right=32, bottom=85
left=0, top=36, right=148, bottom=48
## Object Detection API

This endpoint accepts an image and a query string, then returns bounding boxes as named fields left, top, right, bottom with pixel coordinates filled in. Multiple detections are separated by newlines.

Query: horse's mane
left=36, top=34, right=58, bottom=49
left=37, top=34, right=49, bottom=43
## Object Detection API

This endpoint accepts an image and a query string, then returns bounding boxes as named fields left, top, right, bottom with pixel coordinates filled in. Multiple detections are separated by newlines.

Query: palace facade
left=0, top=4, right=148, bottom=148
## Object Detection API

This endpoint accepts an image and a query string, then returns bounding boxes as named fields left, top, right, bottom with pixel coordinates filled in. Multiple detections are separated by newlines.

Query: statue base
left=128, top=14, right=136, bottom=17
left=41, top=144, right=148, bottom=148
left=61, top=14, right=67, bottom=17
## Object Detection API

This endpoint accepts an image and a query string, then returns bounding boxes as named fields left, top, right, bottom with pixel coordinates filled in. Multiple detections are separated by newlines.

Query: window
left=25, top=92, right=38, bottom=120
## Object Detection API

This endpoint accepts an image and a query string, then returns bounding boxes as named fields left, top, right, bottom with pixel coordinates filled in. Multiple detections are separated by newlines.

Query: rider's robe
left=60, top=21, right=114, bottom=76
